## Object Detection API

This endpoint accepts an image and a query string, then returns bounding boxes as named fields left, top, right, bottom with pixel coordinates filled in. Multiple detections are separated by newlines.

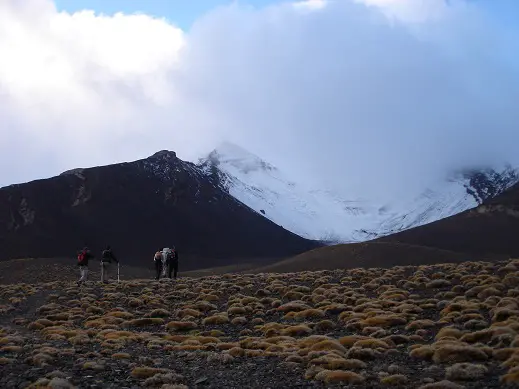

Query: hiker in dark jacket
left=101, top=246, right=118, bottom=283
left=77, top=247, right=94, bottom=284
left=166, top=246, right=179, bottom=279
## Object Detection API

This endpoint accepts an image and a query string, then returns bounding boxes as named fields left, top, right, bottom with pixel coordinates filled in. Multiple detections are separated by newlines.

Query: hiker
left=166, top=246, right=179, bottom=279
left=161, top=248, right=173, bottom=278
left=77, top=246, right=94, bottom=284
left=154, top=249, right=163, bottom=280
left=100, top=245, right=119, bottom=283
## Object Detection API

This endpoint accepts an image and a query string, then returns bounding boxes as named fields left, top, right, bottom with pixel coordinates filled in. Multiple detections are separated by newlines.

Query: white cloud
left=293, top=0, right=327, bottom=11
left=356, top=0, right=450, bottom=23
left=1, top=0, right=518, bottom=203
left=0, top=0, right=186, bottom=182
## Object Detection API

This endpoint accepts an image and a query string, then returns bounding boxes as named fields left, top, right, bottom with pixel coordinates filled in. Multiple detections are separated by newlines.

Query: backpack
left=102, top=250, right=112, bottom=263
left=78, top=250, right=87, bottom=265
left=154, top=251, right=162, bottom=262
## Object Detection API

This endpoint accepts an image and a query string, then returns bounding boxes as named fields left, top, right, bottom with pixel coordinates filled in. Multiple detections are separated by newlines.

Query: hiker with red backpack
left=77, top=247, right=94, bottom=284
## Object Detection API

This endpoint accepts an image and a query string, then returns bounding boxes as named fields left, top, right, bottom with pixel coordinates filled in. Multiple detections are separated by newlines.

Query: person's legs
left=161, top=258, right=167, bottom=278
left=102, top=262, right=110, bottom=282
left=79, top=266, right=88, bottom=283
left=173, top=261, right=178, bottom=279
left=155, top=261, right=162, bottom=280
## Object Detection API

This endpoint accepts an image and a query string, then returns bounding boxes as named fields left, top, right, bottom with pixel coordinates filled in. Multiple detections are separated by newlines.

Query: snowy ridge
left=198, top=142, right=519, bottom=243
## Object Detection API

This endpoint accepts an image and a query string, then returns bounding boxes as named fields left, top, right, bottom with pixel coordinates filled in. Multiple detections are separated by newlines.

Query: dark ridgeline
left=378, top=181, right=519, bottom=258
left=0, top=150, right=320, bottom=270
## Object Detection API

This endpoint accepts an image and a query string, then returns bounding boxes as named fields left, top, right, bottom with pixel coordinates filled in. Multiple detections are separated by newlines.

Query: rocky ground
left=1, top=259, right=519, bottom=388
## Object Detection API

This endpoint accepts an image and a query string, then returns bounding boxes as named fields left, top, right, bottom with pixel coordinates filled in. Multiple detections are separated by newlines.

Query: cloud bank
left=1, top=0, right=518, bottom=202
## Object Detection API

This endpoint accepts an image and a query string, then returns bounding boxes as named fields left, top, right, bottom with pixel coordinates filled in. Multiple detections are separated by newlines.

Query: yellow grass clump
left=166, top=321, right=198, bottom=331
left=435, top=327, right=465, bottom=340
left=380, top=374, right=409, bottom=386
left=353, top=338, right=390, bottom=349
left=359, top=315, right=407, bottom=328
left=146, top=309, right=171, bottom=318
left=177, top=308, right=202, bottom=319
left=1, top=345, right=23, bottom=353
left=310, top=340, right=347, bottom=354
left=417, top=380, right=466, bottom=389
left=227, top=306, right=247, bottom=315
left=281, top=325, right=312, bottom=337
left=106, top=311, right=134, bottom=319
left=501, top=368, right=519, bottom=385
left=432, top=344, right=489, bottom=364
left=346, top=347, right=380, bottom=360
left=125, top=318, right=165, bottom=327
left=277, top=301, right=311, bottom=313
left=314, top=369, right=365, bottom=384
left=338, top=335, right=366, bottom=347
left=406, top=319, right=436, bottom=330
left=409, top=345, right=435, bottom=361
left=111, top=352, right=132, bottom=359
left=291, top=309, right=325, bottom=320
left=445, top=363, right=488, bottom=380
left=130, top=367, right=170, bottom=379
left=202, top=314, right=229, bottom=325
left=231, top=316, right=248, bottom=326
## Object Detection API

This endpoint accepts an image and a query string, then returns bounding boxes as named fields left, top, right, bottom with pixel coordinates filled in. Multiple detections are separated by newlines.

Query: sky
left=1, top=0, right=519, bottom=202
left=52, top=0, right=282, bottom=30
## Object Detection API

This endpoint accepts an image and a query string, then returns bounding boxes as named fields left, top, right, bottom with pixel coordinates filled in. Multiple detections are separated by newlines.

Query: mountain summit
left=204, top=142, right=277, bottom=175
left=0, top=149, right=319, bottom=267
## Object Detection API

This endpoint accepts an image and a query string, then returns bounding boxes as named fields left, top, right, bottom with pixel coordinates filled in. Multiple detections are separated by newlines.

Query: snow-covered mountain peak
left=197, top=143, right=519, bottom=243
left=207, top=142, right=277, bottom=175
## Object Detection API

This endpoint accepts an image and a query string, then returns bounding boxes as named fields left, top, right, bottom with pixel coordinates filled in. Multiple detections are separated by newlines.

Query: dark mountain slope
left=0, top=151, right=320, bottom=269
left=249, top=242, right=487, bottom=274
left=377, top=182, right=519, bottom=257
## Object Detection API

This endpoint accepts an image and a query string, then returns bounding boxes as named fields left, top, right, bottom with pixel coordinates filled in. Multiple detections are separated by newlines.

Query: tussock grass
left=277, top=301, right=311, bottom=313
left=380, top=374, right=409, bottom=385
left=4, top=258, right=519, bottom=387
left=281, top=325, right=312, bottom=337
left=432, top=344, right=489, bottom=364
left=353, top=338, right=390, bottom=349
left=202, top=314, right=229, bottom=325
left=314, top=369, right=365, bottom=384
left=131, top=367, right=170, bottom=379
left=125, top=318, right=165, bottom=327
left=445, top=363, right=488, bottom=380
left=166, top=321, right=198, bottom=331
left=418, top=380, right=466, bottom=389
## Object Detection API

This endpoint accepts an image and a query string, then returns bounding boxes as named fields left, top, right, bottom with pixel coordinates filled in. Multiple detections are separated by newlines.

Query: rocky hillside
left=0, top=150, right=319, bottom=268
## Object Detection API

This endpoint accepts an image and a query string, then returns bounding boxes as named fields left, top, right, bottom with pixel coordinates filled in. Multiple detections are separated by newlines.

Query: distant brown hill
left=0, top=151, right=319, bottom=270
left=377, top=182, right=519, bottom=257
left=249, top=241, right=496, bottom=274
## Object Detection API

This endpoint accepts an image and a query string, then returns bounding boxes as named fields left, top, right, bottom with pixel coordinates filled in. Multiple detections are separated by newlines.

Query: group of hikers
left=76, top=245, right=179, bottom=284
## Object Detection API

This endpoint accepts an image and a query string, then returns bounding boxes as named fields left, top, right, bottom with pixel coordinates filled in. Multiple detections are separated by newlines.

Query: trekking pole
left=117, top=263, right=120, bottom=283
left=100, top=262, right=104, bottom=282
